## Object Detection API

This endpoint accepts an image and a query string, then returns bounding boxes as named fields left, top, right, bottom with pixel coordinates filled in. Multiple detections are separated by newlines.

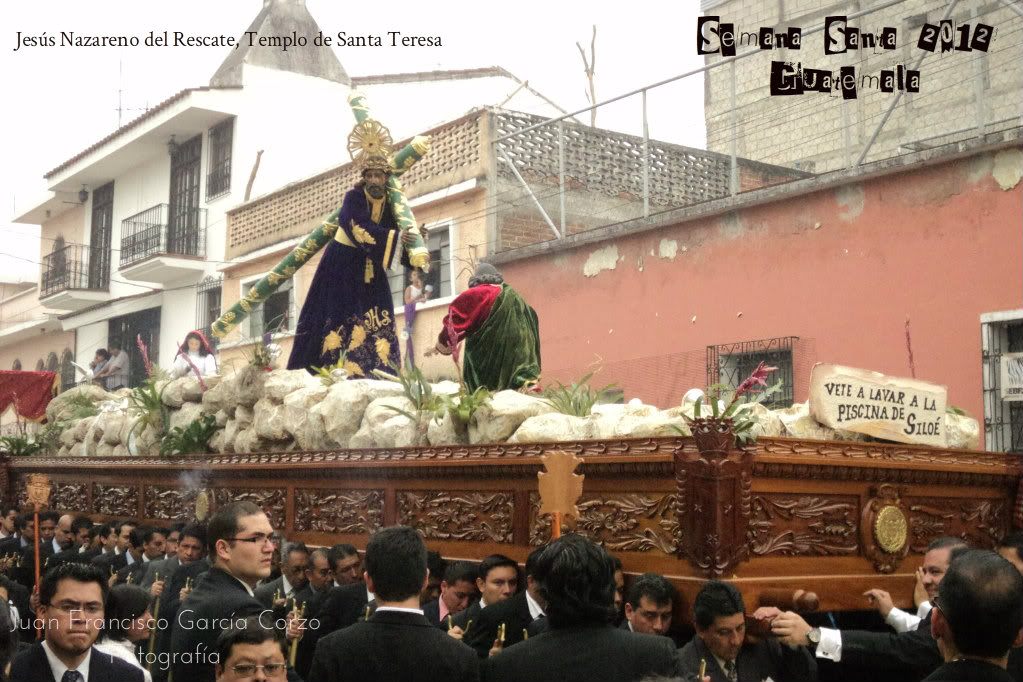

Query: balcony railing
left=120, top=204, right=207, bottom=268
left=41, top=244, right=110, bottom=298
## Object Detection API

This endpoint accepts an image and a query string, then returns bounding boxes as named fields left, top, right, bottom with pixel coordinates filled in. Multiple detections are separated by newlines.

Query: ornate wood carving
left=529, top=492, right=679, bottom=554
left=398, top=491, right=513, bottom=543
left=213, top=488, right=286, bottom=530
left=907, top=498, right=1008, bottom=552
left=13, top=475, right=31, bottom=509
left=144, top=486, right=200, bottom=520
left=861, top=484, right=910, bottom=573
left=93, top=484, right=139, bottom=517
left=294, top=489, right=384, bottom=534
left=749, top=495, right=858, bottom=556
left=51, top=483, right=89, bottom=513
left=674, top=442, right=755, bottom=577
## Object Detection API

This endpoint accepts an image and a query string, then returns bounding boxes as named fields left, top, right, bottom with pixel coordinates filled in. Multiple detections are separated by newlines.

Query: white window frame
left=389, top=218, right=459, bottom=319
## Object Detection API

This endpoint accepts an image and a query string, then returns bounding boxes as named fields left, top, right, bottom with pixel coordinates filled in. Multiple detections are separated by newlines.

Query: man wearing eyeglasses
left=170, top=502, right=303, bottom=682
left=8, top=562, right=144, bottom=681
left=216, top=616, right=288, bottom=682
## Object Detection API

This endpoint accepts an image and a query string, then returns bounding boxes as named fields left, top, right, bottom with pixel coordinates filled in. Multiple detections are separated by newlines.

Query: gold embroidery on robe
left=365, top=193, right=385, bottom=224
left=375, top=337, right=391, bottom=366
left=343, top=360, right=365, bottom=377
left=383, top=228, right=395, bottom=268
left=322, top=330, right=343, bottom=354
left=351, top=222, right=377, bottom=246
left=347, top=325, right=367, bottom=351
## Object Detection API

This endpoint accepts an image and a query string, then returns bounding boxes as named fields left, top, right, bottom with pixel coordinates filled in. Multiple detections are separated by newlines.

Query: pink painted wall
left=499, top=149, right=1023, bottom=447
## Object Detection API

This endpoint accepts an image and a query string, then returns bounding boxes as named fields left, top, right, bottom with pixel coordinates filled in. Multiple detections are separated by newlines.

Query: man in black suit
left=623, top=572, right=676, bottom=637
left=170, top=501, right=302, bottom=682
left=308, top=525, right=478, bottom=682
left=91, top=520, right=136, bottom=575
left=679, top=580, right=817, bottom=682
left=9, top=562, right=144, bottom=681
left=481, top=533, right=680, bottom=682
left=50, top=517, right=94, bottom=567
left=450, top=554, right=519, bottom=635
left=772, top=537, right=968, bottom=682
left=466, top=547, right=546, bottom=658
left=422, top=560, right=477, bottom=629
left=77, top=524, right=112, bottom=565
left=294, top=547, right=332, bottom=615
left=925, top=549, right=1023, bottom=682
left=111, top=526, right=160, bottom=586
left=255, top=542, right=309, bottom=608
left=327, top=543, right=362, bottom=587
left=141, top=522, right=206, bottom=592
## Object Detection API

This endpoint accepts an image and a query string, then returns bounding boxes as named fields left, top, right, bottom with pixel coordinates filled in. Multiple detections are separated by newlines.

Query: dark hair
left=999, top=533, right=1023, bottom=562
left=114, top=520, right=136, bottom=536
left=95, top=524, right=113, bottom=540
left=140, top=527, right=165, bottom=546
left=15, top=513, right=32, bottom=533
left=927, top=536, right=969, bottom=552
left=364, top=526, right=427, bottom=602
left=328, top=543, right=359, bottom=572
left=169, top=521, right=186, bottom=535
left=467, top=273, right=503, bottom=288
left=180, top=523, right=207, bottom=547
left=627, top=573, right=677, bottom=609
left=611, top=555, right=623, bottom=572
left=216, top=615, right=286, bottom=667
left=308, top=547, right=330, bottom=565
left=40, top=563, right=109, bottom=609
left=39, top=511, right=59, bottom=524
left=103, top=584, right=151, bottom=641
left=126, top=528, right=144, bottom=550
left=533, top=534, right=617, bottom=628
left=443, top=561, right=477, bottom=586
left=427, top=551, right=448, bottom=583
left=694, top=580, right=745, bottom=629
left=108, top=340, right=121, bottom=351
left=0, top=506, right=17, bottom=518
left=182, top=332, right=210, bottom=358
left=478, top=554, right=518, bottom=583
left=525, top=545, right=546, bottom=578
left=70, top=517, right=93, bottom=535
left=937, top=549, right=1023, bottom=657
left=207, top=501, right=264, bottom=556
left=95, top=349, right=111, bottom=361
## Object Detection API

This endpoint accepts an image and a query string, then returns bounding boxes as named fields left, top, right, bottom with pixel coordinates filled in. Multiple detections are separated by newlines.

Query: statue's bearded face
left=364, top=169, right=388, bottom=199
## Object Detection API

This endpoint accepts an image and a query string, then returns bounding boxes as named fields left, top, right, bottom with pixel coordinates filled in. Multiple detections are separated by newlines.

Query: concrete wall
left=703, top=0, right=1023, bottom=172
left=492, top=142, right=1023, bottom=447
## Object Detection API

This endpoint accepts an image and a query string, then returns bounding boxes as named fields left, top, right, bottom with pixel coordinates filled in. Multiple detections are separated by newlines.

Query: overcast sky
left=0, top=0, right=707, bottom=281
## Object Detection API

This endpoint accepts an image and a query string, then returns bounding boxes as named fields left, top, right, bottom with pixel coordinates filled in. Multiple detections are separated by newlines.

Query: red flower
left=137, top=334, right=152, bottom=377
left=734, top=361, right=777, bottom=397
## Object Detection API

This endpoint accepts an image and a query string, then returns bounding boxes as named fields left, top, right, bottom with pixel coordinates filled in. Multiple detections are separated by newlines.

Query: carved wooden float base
left=4, top=436, right=1018, bottom=614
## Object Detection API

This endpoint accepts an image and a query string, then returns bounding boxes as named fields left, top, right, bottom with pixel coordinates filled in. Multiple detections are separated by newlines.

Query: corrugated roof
left=43, top=85, right=241, bottom=180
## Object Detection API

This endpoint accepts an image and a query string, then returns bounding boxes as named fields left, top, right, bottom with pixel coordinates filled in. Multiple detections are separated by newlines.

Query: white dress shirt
left=42, top=640, right=92, bottom=681
left=375, top=606, right=424, bottom=616
left=885, top=601, right=932, bottom=633
left=525, top=590, right=545, bottom=620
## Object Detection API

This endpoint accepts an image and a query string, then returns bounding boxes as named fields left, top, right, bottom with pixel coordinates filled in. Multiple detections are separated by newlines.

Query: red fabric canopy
left=0, top=370, right=58, bottom=422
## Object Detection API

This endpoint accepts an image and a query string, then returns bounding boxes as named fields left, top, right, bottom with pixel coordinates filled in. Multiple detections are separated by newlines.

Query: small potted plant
left=681, top=361, right=781, bottom=455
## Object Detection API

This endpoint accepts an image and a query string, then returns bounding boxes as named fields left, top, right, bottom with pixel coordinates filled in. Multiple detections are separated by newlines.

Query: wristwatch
left=806, top=627, right=821, bottom=649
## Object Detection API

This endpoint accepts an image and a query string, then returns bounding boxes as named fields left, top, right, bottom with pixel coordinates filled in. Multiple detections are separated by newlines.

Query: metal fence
left=41, top=243, right=110, bottom=297
left=120, top=204, right=207, bottom=267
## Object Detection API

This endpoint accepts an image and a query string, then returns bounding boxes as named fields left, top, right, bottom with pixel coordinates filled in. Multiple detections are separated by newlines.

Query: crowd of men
left=1, top=502, right=1022, bottom=682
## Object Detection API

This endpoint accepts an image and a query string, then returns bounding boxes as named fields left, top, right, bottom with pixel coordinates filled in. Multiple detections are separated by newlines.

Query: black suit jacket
left=254, top=575, right=286, bottom=609
left=451, top=599, right=482, bottom=631
left=299, top=581, right=374, bottom=678
left=466, top=591, right=534, bottom=659
left=838, top=611, right=940, bottom=681
left=50, top=546, right=93, bottom=567
left=422, top=598, right=452, bottom=629
left=308, top=609, right=479, bottom=682
left=169, top=567, right=266, bottom=682
left=151, top=559, right=210, bottom=682
left=9, top=641, right=145, bottom=682
left=482, top=623, right=680, bottom=682
left=923, top=659, right=1015, bottom=682
left=679, top=630, right=818, bottom=682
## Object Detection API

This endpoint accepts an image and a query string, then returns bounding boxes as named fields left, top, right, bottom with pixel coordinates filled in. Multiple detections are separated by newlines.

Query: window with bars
left=983, top=319, right=1023, bottom=452
left=388, top=224, right=453, bottom=310
left=707, top=336, right=797, bottom=408
left=196, top=276, right=223, bottom=349
left=207, top=118, right=233, bottom=200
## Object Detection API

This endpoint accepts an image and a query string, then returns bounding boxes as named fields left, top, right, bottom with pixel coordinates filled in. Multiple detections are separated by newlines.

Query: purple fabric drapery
left=403, top=301, right=418, bottom=367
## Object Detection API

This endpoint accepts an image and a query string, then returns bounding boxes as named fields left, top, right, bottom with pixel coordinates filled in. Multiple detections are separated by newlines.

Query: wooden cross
left=537, top=451, right=584, bottom=538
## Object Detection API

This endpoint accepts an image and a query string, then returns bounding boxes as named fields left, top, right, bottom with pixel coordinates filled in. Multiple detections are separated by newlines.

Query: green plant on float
left=311, top=351, right=349, bottom=387
left=0, top=435, right=42, bottom=457
left=541, top=372, right=620, bottom=418
left=670, top=380, right=784, bottom=446
left=159, top=413, right=218, bottom=456
left=128, top=375, right=170, bottom=439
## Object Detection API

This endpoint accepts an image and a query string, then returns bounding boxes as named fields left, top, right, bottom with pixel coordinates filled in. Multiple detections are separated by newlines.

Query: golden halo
left=348, top=119, right=393, bottom=165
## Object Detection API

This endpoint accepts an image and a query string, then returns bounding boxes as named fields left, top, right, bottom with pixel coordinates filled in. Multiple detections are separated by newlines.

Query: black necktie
left=62, top=671, right=83, bottom=682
